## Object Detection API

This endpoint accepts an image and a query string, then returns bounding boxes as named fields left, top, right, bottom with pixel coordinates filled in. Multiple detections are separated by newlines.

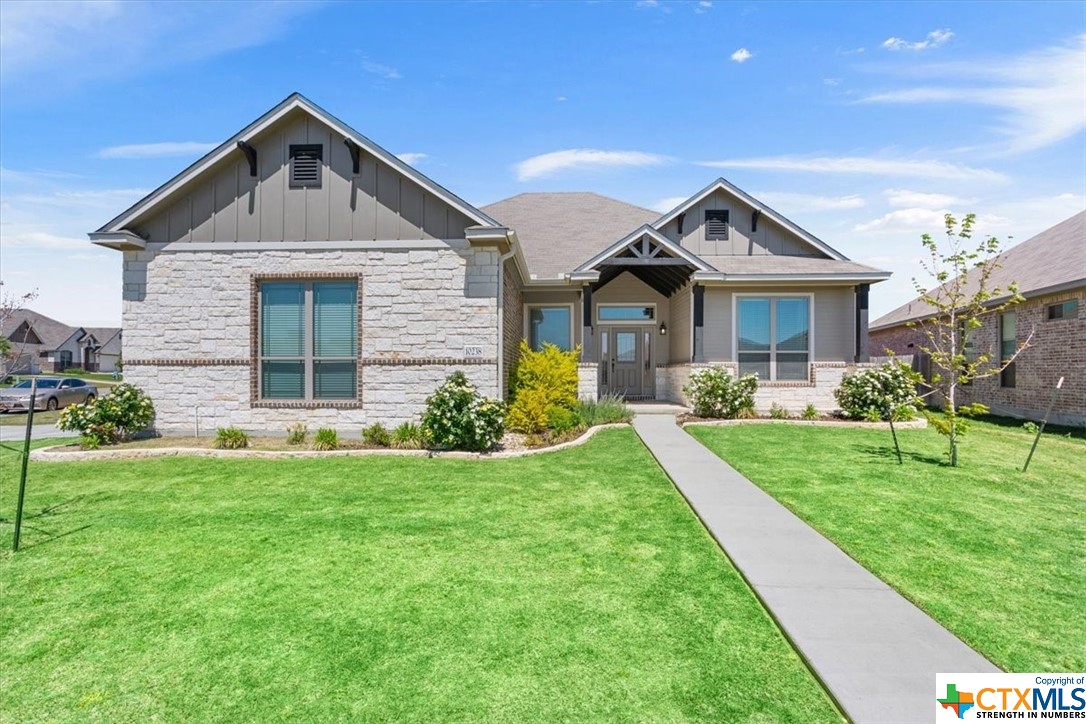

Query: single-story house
left=871, top=211, right=1085, bottom=427
left=89, top=93, right=890, bottom=433
left=1, top=309, right=122, bottom=375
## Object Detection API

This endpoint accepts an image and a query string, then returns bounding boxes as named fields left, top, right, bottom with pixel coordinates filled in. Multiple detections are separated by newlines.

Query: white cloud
left=396, top=152, right=428, bottom=166
left=854, top=208, right=950, bottom=233
left=860, top=36, right=1086, bottom=156
left=823, top=78, right=841, bottom=86
left=361, top=60, right=401, bottom=80
left=96, top=141, right=217, bottom=159
left=837, top=47, right=865, bottom=56
left=882, top=28, right=953, bottom=52
left=652, top=196, right=689, bottom=213
left=884, top=189, right=969, bottom=209
left=754, top=191, right=866, bottom=211
left=635, top=0, right=671, bottom=11
left=731, top=48, right=753, bottom=63
left=555, top=96, right=567, bottom=102
left=695, top=1, right=712, bottom=14
left=696, top=155, right=1007, bottom=182
left=515, top=149, right=671, bottom=181
left=0, top=1, right=320, bottom=98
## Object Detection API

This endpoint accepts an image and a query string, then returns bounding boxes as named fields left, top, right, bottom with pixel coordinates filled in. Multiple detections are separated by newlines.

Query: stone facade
left=124, top=244, right=501, bottom=433
left=576, top=363, right=598, bottom=401
left=871, top=288, right=1085, bottom=426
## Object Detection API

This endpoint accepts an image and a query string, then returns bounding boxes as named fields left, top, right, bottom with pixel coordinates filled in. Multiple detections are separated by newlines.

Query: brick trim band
left=361, top=357, right=496, bottom=366
left=127, top=358, right=250, bottom=366
left=251, top=401, right=364, bottom=410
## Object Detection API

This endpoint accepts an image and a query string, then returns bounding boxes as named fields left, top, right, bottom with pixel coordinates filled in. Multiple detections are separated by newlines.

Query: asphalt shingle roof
left=871, top=211, right=1086, bottom=330
left=482, top=192, right=659, bottom=279
left=699, top=256, right=885, bottom=276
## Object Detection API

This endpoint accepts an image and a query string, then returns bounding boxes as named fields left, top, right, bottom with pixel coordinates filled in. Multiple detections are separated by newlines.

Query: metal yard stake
left=1022, top=376, right=1065, bottom=473
left=13, top=377, right=37, bottom=552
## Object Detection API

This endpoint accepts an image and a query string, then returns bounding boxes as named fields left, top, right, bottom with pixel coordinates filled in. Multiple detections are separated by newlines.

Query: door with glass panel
left=598, top=326, right=655, bottom=399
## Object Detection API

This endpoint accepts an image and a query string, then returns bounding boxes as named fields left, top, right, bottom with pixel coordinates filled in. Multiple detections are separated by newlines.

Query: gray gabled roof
left=96, top=92, right=499, bottom=236
left=698, top=255, right=888, bottom=279
left=1, top=309, right=78, bottom=350
left=482, top=192, right=658, bottom=280
left=871, top=210, right=1086, bottom=331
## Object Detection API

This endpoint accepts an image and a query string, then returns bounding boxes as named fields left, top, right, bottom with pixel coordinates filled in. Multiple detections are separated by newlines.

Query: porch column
left=581, top=285, right=594, bottom=362
left=692, top=284, right=705, bottom=362
left=854, top=283, right=870, bottom=362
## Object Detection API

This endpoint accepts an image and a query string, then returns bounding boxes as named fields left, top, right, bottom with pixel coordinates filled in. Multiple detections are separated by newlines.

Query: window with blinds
left=737, top=296, right=810, bottom=381
left=260, top=280, right=357, bottom=400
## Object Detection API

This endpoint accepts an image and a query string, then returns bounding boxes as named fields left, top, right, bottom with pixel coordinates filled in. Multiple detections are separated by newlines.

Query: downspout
left=497, top=244, right=517, bottom=401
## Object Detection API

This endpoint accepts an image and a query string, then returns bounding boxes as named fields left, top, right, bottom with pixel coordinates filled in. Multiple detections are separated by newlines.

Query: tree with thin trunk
left=907, top=214, right=1030, bottom=466
left=0, top=283, right=39, bottom=380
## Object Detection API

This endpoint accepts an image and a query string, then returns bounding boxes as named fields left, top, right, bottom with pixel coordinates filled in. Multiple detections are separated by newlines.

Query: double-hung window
left=737, top=296, right=810, bottom=381
left=260, top=280, right=358, bottom=400
left=528, top=306, right=572, bottom=351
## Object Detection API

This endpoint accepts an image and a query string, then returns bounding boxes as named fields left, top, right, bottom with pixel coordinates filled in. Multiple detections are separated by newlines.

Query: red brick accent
left=360, top=357, right=496, bottom=366
left=127, top=358, right=250, bottom=366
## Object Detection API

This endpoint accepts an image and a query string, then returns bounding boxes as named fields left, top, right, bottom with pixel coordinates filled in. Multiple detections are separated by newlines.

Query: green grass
left=0, top=430, right=839, bottom=722
left=688, top=420, right=1086, bottom=672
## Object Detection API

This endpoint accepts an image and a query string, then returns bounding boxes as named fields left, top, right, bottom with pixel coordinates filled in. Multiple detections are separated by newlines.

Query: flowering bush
left=57, top=383, right=155, bottom=448
left=834, top=361, right=921, bottom=422
left=507, top=341, right=580, bottom=433
left=683, top=367, right=758, bottom=418
left=422, top=371, right=505, bottom=451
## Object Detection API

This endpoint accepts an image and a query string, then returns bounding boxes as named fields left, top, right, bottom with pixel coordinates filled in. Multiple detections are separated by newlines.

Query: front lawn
left=0, top=430, right=838, bottom=722
left=688, top=420, right=1086, bottom=672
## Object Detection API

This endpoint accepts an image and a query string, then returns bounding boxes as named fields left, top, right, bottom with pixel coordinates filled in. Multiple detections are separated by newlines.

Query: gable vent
left=289, top=144, right=323, bottom=188
left=705, top=209, right=730, bottom=240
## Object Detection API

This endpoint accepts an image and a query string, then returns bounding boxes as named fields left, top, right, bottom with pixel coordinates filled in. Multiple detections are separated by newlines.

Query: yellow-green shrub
left=507, top=341, right=581, bottom=433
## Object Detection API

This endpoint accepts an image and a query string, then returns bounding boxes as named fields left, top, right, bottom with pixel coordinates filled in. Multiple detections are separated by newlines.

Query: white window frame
left=524, top=303, right=575, bottom=351
left=595, top=303, right=658, bottom=326
left=731, top=292, right=815, bottom=381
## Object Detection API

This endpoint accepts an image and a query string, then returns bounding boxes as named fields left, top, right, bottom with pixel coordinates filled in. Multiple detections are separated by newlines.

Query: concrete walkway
left=632, top=413, right=998, bottom=724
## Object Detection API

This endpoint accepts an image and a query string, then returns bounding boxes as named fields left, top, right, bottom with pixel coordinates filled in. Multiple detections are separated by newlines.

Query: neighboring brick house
left=870, top=212, right=1085, bottom=427
left=1, top=309, right=121, bottom=374
left=90, top=93, right=890, bottom=433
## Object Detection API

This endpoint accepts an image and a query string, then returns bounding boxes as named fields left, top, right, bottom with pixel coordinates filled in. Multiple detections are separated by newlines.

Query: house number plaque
left=463, top=346, right=484, bottom=358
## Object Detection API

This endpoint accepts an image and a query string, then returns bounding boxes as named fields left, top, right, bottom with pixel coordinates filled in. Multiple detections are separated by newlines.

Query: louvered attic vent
left=704, top=209, right=730, bottom=240
left=289, top=144, right=323, bottom=188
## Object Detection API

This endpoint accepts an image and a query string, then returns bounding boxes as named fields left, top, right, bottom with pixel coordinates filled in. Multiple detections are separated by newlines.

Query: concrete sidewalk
left=632, top=413, right=998, bottom=724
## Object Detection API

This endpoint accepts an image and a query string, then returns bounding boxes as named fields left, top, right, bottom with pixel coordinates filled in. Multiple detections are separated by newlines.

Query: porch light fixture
left=659, top=322, right=667, bottom=336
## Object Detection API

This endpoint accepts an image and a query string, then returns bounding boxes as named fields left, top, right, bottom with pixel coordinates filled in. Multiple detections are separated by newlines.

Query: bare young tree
left=0, top=282, right=40, bottom=380
left=908, top=214, right=1031, bottom=466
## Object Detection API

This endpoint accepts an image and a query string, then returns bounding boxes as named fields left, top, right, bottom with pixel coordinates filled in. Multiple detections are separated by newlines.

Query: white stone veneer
left=122, top=244, right=500, bottom=434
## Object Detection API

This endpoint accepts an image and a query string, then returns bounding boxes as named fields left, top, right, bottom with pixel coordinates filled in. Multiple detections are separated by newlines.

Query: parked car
left=0, top=377, right=98, bottom=412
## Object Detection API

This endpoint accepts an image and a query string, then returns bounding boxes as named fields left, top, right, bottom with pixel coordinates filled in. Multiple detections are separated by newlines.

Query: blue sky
left=1, top=0, right=1083, bottom=326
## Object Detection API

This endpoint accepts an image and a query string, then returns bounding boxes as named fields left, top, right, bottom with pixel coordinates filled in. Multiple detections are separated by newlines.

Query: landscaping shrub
left=391, top=422, right=425, bottom=449
left=286, top=423, right=308, bottom=445
left=58, top=383, right=155, bottom=448
left=683, top=367, right=758, bottom=419
left=312, top=428, right=339, bottom=451
left=834, top=361, right=921, bottom=422
left=802, top=404, right=819, bottom=421
left=546, top=405, right=585, bottom=436
left=577, top=394, right=633, bottom=426
left=362, top=423, right=391, bottom=447
left=214, top=427, right=249, bottom=449
left=506, top=386, right=550, bottom=433
left=769, top=403, right=788, bottom=419
left=62, top=367, right=85, bottom=374
left=421, top=371, right=505, bottom=452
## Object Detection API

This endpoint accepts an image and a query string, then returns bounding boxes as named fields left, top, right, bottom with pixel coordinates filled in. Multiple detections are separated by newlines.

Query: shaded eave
left=92, top=92, right=499, bottom=244
left=652, top=178, right=849, bottom=261
left=569, top=225, right=712, bottom=296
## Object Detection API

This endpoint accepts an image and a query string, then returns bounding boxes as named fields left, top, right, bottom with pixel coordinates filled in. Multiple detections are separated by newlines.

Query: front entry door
left=599, top=326, right=655, bottom=399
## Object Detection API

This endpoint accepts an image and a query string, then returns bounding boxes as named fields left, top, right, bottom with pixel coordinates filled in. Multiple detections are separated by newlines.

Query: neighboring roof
left=871, top=211, right=1086, bottom=331
left=653, top=178, right=849, bottom=261
left=699, top=255, right=890, bottom=280
left=482, top=192, right=658, bottom=280
left=94, top=92, right=499, bottom=239
left=0, top=309, right=121, bottom=351
left=1, top=309, right=77, bottom=349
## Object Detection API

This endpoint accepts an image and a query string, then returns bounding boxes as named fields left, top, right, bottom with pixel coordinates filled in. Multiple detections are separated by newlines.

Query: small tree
left=907, top=214, right=1030, bottom=466
left=0, top=283, right=39, bottom=379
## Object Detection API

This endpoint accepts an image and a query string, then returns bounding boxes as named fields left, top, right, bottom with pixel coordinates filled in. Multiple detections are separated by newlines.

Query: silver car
left=0, top=377, right=98, bottom=412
